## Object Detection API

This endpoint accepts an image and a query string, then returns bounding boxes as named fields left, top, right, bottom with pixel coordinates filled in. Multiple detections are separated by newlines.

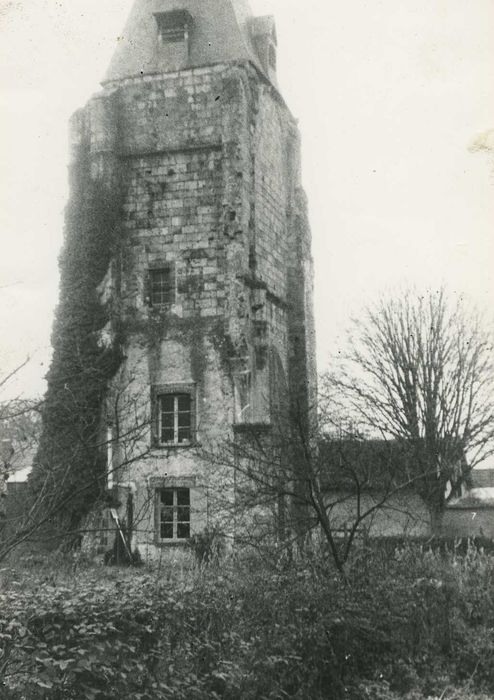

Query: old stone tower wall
left=65, top=3, right=315, bottom=559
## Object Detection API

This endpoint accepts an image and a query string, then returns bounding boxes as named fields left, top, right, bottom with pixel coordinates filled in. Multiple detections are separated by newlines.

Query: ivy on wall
left=30, top=147, right=125, bottom=537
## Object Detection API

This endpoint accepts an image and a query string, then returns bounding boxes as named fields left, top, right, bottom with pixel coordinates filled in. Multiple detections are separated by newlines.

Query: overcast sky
left=0, top=0, right=493, bottom=399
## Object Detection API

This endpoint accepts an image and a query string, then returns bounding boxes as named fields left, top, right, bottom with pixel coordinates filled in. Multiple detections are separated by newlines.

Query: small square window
left=154, top=10, right=192, bottom=43
left=148, top=267, right=175, bottom=307
left=158, top=488, right=191, bottom=540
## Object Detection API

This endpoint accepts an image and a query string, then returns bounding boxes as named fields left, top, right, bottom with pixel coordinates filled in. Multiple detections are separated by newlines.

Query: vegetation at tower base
left=1, top=544, right=494, bottom=699
left=30, top=146, right=125, bottom=540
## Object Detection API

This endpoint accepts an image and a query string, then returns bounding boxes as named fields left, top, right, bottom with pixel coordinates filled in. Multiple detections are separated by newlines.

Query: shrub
left=1, top=542, right=494, bottom=698
left=188, top=527, right=226, bottom=565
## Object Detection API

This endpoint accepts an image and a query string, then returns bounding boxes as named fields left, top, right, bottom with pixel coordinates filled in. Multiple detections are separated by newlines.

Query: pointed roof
left=104, top=0, right=272, bottom=84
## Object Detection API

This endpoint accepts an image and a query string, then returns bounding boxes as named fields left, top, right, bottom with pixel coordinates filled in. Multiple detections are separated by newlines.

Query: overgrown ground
left=0, top=544, right=493, bottom=699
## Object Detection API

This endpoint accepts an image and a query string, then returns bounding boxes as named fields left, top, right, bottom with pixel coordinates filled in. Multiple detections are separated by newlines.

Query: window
left=158, top=488, right=191, bottom=540
left=149, top=267, right=175, bottom=307
left=159, top=392, right=192, bottom=445
left=97, top=511, right=112, bottom=549
left=152, top=385, right=196, bottom=447
left=150, top=476, right=200, bottom=544
left=154, top=10, right=192, bottom=43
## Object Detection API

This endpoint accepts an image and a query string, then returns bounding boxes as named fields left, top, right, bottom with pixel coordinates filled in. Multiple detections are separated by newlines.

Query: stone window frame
left=151, top=383, right=197, bottom=448
left=145, top=261, right=176, bottom=309
left=150, top=476, right=197, bottom=546
left=157, top=487, right=191, bottom=541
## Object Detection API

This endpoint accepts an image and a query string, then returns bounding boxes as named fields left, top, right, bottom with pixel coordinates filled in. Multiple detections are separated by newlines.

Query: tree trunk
left=428, top=506, right=444, bottom=536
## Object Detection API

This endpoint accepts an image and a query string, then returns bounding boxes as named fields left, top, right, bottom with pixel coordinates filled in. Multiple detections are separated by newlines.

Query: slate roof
left=319, top=439, right=418, bottom=493
left=319, top=436, right=471, bottom=495
left=104, top=0, right=272, bottom=84
left=471, top=469, right=494, bottom=489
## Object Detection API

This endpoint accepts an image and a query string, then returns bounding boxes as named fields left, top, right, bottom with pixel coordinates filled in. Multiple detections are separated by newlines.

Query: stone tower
left=67, top=0, right=316, bottom=559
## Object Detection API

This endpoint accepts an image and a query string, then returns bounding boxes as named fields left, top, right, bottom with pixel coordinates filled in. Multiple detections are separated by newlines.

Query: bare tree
left=0, top=357, right=158, bottom=564
left=325, top=288, right=494, bottom=531
left=199, top=405, right=423, bottom=574
left=0, top=360, right=38, bottom=476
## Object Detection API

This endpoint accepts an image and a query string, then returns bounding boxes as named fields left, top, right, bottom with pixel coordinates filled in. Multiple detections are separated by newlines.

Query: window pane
left=161, top=506, right=174, bottom=523
left=177, top=508, right=190, bottom=525
left=150, top=268, right=174, bottom=306
left=161, top=410, right=174, bottom=427
left=161, top=523, right=174, bottom=539
left=160, top=490, right=173, bottom=506
left=161, top=411, right=175, bottom=423
left=177, top=523, right=190, bottom=539
left=177, top=489, right=190, bottom=506
left=177, top=395, right=191, bottom=411
left=151, top=269, right=169, bottom=284
left=160, top=395, right=175, bottom=412
left=178, top=412, right=191, bottom=428
left=177, top=428, right=191, bottom=443
left=161, top=428, right=174, bottom=443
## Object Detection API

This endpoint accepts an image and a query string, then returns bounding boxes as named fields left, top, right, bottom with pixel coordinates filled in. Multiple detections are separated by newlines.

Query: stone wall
left=70, top=59, right=315, bottom=559
left=326, top=492, right=494, bottom=542
left=442, top=505, right=494, bottom=539
left=326, top=491, right=432, bottom=539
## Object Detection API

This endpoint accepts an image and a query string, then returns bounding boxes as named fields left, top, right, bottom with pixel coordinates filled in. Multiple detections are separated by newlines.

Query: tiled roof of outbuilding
left=471, top=469, right=494, bottom=489
left=319, top=439, right=418, bottom=493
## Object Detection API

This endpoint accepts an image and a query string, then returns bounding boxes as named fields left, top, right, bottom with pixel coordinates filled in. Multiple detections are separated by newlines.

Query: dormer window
left=154, top=10, right=192, bottom=43
left=153, top=10, right=192, bottom=71
left=250, top=16, right=277, bottom=80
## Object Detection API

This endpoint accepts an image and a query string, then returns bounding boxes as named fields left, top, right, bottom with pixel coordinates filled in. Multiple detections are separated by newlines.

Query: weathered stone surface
left=67, top=1, right=316, bottom=559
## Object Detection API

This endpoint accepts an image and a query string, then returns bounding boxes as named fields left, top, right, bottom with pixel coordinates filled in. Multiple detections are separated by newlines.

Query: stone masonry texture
left=65, top=0, right=316, bottom=560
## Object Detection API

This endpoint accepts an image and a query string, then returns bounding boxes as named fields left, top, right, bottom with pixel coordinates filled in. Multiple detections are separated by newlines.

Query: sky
left=0, top=0, right=493, bottom=400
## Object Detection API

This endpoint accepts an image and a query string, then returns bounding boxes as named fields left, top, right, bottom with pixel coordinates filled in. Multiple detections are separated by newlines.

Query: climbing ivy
left=31, top=148, right=125, bottom=539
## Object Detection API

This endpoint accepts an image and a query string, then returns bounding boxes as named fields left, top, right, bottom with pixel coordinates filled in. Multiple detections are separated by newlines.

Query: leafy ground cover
left=0, top=544, right=493, bottom=699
